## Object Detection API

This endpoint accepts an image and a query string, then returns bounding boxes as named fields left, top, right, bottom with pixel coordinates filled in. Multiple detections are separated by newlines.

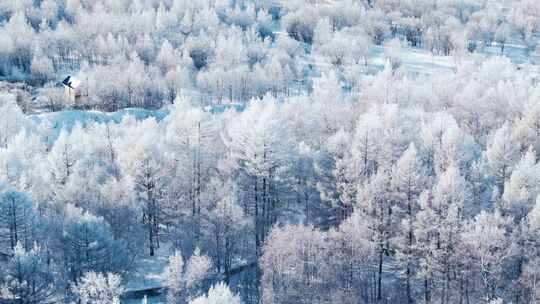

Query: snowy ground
left=29, top=107, right=169, bottom=140
left=121, top=243, right=176, bottom=304
left=369, top=45, right=456, bottom=74
left=123, top=294, right=165, bottom=304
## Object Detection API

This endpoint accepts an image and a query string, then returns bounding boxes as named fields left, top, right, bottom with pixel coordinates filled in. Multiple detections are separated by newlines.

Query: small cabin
left=62, top=76, right=82, bottom=103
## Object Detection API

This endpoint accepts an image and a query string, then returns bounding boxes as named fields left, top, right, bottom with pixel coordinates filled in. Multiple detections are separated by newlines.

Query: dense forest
left=1, top=0, right=540, bottom=303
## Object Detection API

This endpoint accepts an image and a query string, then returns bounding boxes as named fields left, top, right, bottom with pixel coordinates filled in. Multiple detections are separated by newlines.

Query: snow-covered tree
left=221, top=98, right=292, bottom=257
left=0, top=189, right=37, bottom=252
left=2, top=243, right=56, bottom=304
left=47, top=128, right=78, bottom=187
left=160, top=248, right=212, bottom=303
left=415, top=163, right=469, bottom=302
left=0, top=94, right=29, bottom=149
left=260, top=224, right=328, bottom=304
left=356, top=170, right=395, bottom=302
left=327, top=211, right=375, bottom=303
left=384, top=38, right=404, bottom=71
left=502, top=148, right=540, bottom=220
left=391, top=143, right=427, bottom=304
left=162, top=250, right=185, bottom=303
left=189, top=282, right=241, bottom=304
left=461, top=211, right=512, bottom=301
left=71, top=271, right=124, bottom=304
left=207, top=188, right=247, bottom=281
left=117, top=118, right=166, bottom=256
left=317, top=128, right=355, bottom=224
left=59, top=205, right=128, bottom=282
left=485, top=123, right=520, bottom=194
left=164, top=99, right=215, bottom=246
left=30, top=54, right=54, bottom=85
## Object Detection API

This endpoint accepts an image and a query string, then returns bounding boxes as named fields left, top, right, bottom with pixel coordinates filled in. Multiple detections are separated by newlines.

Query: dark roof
left=62, top=76, right=74, bottom=89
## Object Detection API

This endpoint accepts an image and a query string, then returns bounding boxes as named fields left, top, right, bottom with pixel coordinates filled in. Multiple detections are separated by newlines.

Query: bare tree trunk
left=425, top=275, right=432, bottom=304
left=254, top=176, right=260, bottom=257
left=377, top=248, right=383, bottom=302
left=10, top=198, right=18, bottom=250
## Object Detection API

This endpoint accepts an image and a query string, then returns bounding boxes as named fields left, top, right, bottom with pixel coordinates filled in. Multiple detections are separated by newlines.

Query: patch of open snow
left=122, top=243, right=176, bottom=304
left=29, top=107, right=170, bottom=140
left=369, top=45, right=456, bottom=74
